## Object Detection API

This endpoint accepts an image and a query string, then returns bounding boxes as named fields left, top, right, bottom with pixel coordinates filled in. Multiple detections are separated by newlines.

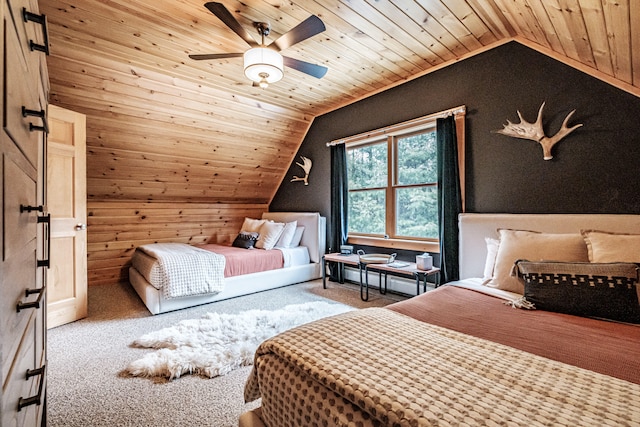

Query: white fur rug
left=126, top=301, right=353, bottom=380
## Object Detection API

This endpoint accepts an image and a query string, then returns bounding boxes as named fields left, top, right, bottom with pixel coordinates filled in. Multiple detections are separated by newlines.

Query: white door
left=46, top=105, right=87, bottom=328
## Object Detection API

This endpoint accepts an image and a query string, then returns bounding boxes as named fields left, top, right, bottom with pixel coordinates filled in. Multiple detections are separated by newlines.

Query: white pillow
left=241, top=217, right=266, bottom=233
left=482, top=237, right=500, bottom=284
left=276, top=221, right=297, bottom=247
left=255, top=221, right=285, bottom=250
left=289, top=226, right=305, bottom=247
left=486, top=229, right=589, bottom=294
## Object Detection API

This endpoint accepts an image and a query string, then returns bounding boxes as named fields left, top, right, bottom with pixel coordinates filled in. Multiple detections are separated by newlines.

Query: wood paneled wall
left=47, top=52, right=305, bottom=286
left=46, top=54, right=310, bottom=204
left=87, top=201, right=267, bottom=286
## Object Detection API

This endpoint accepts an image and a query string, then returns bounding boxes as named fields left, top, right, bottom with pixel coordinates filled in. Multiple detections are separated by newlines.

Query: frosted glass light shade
left=243, top=47, right=284, bottom=84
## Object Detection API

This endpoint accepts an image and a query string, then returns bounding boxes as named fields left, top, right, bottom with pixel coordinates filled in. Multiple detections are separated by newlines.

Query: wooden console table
left=322, top=253, right=440, bottom=301
left=322, top=252, right=362, bottom=288
left=364, top=262, right=440, bottom=299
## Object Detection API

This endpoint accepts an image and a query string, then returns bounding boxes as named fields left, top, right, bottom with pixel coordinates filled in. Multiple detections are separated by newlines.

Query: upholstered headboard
left=262, top=212, right=326, bottom=263
left=458, top=213, right=640, bottom=279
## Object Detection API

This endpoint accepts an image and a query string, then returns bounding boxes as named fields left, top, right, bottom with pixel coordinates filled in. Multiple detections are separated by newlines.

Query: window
left=332, top=106, right=465, bottom=251
left=347, top=127, right=438, bottom=241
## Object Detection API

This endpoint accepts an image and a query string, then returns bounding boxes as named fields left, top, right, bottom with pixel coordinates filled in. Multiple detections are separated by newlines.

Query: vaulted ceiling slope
left=40, top=0, right=639, bottom=204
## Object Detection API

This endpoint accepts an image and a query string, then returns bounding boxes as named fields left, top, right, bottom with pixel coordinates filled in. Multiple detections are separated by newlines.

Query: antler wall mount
left=291, top=156, right=312, bottom=185
left=494, top=102, right=583, bottom=160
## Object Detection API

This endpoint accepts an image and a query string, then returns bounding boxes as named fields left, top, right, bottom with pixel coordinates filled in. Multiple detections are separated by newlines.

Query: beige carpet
left=46, top=279, right=404, bottom=427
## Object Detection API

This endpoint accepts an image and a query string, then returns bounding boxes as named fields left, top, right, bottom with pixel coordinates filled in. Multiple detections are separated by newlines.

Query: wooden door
left=46, top=105, right=87, bottom=328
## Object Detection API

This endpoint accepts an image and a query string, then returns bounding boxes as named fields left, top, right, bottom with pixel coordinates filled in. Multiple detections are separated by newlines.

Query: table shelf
left=322, top=253, right=440, bottom=301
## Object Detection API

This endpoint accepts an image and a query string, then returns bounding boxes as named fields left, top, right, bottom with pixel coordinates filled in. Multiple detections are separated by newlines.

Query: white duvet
left=136, top=243, right=225, bottom=300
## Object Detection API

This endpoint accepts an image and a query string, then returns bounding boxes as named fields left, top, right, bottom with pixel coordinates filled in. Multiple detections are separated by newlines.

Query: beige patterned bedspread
left=245, top=308, right=640, bottom=427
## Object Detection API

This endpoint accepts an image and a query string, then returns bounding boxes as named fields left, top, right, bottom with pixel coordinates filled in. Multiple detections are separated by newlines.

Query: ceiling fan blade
left=283, top=56, right=328, bottom=79
left=272, top=15, right=325, bottom=51
left=189, top=52, right=243, bottom=60
left=204, top=2, right=259, bottom=47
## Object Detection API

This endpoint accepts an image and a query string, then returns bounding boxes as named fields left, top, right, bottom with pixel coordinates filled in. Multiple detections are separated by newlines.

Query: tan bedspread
left=245, top=308, right=640, bottom=427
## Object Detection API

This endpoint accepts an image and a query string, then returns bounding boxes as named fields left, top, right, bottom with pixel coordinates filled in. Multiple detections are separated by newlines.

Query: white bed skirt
left=129, top=263, right=321, bottom=315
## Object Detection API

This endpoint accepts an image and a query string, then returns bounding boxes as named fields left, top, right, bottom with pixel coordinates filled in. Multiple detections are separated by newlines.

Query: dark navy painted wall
left=271, top=41, right=640, bottom=232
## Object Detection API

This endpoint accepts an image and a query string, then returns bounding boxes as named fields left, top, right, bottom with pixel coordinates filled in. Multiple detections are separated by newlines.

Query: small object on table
left=388, top=261, right=410, bottom=268
left=340, top=244, right=353, bottom=255
left=416, top=253, right=433, bottom=270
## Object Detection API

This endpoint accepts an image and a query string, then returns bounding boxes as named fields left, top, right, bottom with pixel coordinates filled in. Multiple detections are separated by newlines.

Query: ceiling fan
left=189, top=2, right=328, bottom=88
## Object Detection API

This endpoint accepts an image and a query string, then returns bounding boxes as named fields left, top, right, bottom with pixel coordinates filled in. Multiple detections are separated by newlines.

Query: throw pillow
left=232, top=232, right=259, bottom=249
left=486, top=229, right=589, bottom=294
left=289, top=226, right=305, bottom=247
left=515, top=260, right=640, bottom=324
left=275, top=221, right=298, bottom=247
left=241, top=217, right=266, bottom=234
left=581, top=230, right=640, bottom=262
left=255, top=221, right=285, bottom=250
left=482, top=237, right=500, bottom=284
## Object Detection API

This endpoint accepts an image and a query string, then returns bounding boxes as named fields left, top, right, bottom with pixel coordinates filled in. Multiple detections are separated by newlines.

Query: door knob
left=75, top=223, right=87, bottom=231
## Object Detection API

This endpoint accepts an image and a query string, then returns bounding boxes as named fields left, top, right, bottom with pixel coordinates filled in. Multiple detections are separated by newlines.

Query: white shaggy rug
left=126, top=301, right=353, bottom=380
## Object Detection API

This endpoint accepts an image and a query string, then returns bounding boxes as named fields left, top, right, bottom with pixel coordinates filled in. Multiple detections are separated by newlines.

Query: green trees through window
left=347, top=129, right=438, bottom=240
left=347, top=142, right=387, bottom=235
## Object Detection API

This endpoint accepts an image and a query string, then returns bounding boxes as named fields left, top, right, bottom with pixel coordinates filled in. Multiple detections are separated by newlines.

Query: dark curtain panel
left=437, top=116, right=462, bottom=284
left=329, top=144, right=349, bottom=281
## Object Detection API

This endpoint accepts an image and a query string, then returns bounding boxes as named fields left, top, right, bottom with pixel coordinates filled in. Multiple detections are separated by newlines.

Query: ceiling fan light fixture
left=258, top=73, right=269, bottom=88
left=243, top=47, right=283, bottom=85
left=192, top=5, right=327, bottom=83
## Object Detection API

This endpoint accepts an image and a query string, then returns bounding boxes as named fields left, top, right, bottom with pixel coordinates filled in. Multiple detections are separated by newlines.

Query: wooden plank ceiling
left=40, top=0, right=640, bottom=205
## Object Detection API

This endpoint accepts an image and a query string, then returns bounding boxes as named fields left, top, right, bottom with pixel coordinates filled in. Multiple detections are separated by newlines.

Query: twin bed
left=239, top=213, right=640, bottom=427
left=128, top=212, right=326, bottom=315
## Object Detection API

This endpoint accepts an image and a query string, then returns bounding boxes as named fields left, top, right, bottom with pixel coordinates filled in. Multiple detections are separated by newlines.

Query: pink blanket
left=198, top=244, right=283, bottom=278
left=388, top=285, right=640, bottom=384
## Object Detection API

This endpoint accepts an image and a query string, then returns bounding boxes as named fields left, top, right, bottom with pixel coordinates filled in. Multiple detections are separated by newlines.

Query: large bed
left=240, top=213, right=640, bottom=427
left=129, top=212, right=326, bottom=315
